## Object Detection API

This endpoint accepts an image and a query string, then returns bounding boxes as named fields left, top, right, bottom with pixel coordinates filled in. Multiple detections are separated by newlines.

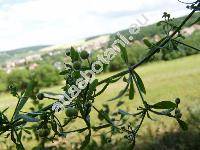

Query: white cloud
left=0, top=0, right=190, bottom=50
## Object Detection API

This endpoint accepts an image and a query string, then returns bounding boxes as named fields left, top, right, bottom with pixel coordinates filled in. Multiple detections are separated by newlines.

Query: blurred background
left=0, top=0, right=199, bottom=149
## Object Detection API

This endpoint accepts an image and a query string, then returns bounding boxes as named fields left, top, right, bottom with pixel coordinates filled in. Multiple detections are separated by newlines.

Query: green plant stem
left=173, top=39, right=200, bottom=51
left=98, top=8, right=197, bottom=86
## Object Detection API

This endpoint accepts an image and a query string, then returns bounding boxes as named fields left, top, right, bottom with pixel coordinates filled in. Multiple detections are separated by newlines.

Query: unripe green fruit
left=65, top=107, right=78, bottom=117
left=73, top=61, right=81, bottom=70
left=37, top=93, right=44, bottom=100
left=175, top=98, right=180, bottom=105
left=66, top=50, right=71, bottom=56
left=72, top=71, right=81, bottom=79
left=80, top=50, right=89, bottom=59
left=38, top=128, right=50, bottom=137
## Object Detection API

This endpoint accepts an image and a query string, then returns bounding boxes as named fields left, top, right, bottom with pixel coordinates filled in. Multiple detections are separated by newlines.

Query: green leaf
left=59, top=70, right=69, bottom=75
left=78, top=127, right=88, bottom=133
left=177, top=119, right=188, bottom=131
left=152, top=101, right=176, bottom=109
left=118, top=109, right=130, bottom=116
left=94, top=82, right=109, bottom=97
left=18, top=130, right=22, bottom=140
left=23, top=129, right=31, bottom=135
left=116, top=101, right=124, bottom=107
left=109, top=76, right=122, bottom=83
left=17, top=114, right=39, bottom=122
left=133, top=71, right=146, bottom=94
left=129, top=77, right=134, bottom=100
left=118, top=44, right=128, bottom=64
left=108, top=83, right=129, bottom=101
left=70, top=47, right=79, bottom=62
left=88, top=79, right=98, bottom=96
left=143, top=39, right=152, bottom=48
left=159, top=108, right=175, bottom=115
left=171, top=40, right=179, bottom=50
left=92, top=124, right=110, bottom=131
left=80, top=131, right=91, bottom=149
left=13, top=82, right=35, bottom=120
left=11, top=131, right=17, bottom=144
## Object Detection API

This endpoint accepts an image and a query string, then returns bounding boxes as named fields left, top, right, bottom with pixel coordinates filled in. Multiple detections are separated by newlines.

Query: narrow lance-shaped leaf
left=118, top=109, right=130, bottom=116
left=88, top=79, right=98, bottom=97
left=177, top=119, right=188, bottom=131
left=118, top=44, right=128, bottom=65
left=151, top=101, right=176, bottom=109
left=94, top=82, right=109, bottom=97
left=70, top=47, right=79, bottom=62
left=143, top=39, right=152, bottom=48
left=13, top=82, right=35, bottom=120
left=92, top=124, right=110, bottom=131
left=133, top=71, right=146, bottom=94
left=108, top=83, right=129, bottom=101
left=129, top=76, right=134, bottom=100
left=17, top=114, right=39, bottom=122
left=59, top=70, right=70, bottom=75
left=80, top=130, right=91, bottom=149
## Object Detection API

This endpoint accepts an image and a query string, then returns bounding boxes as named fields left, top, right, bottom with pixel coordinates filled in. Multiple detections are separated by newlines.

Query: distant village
left=1, top=35, right=110, bottom=73
left=1, top=24, right=199, bottom=74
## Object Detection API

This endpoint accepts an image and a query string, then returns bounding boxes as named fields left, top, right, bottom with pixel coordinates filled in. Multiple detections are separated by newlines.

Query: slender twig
left=98, top=8, right=197, bottom=86
left=173, top=39, right=200, bottom=51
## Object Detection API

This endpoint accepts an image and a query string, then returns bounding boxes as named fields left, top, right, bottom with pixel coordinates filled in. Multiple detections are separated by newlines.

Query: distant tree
left=7, top=68, right=30, bottom=90
left=33, top=64, right=62, bottom=87
left=0, top=70, right=7, bottom=92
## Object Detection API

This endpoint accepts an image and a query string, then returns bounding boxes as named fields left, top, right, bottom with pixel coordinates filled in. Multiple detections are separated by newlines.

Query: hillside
left=109, top=12, right=200, bottom=44
left=0, top=45, right=50, bottom=65
left=0, top=12, right=199, bottom=67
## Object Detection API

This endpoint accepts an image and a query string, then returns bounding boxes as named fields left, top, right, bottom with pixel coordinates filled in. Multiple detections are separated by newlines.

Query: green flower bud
left=38, top=128, right=50, bottom=137
left=65, top=107, right=78, bottom=117
left=65, top=49, right=71, bottom=56
left=80, top=50, right=89, bottom=59
left=37, top=93, right=44, bottom=100
left=175, top=98, right=180, bottom=105
left=73, top=61, right=81, bottom=70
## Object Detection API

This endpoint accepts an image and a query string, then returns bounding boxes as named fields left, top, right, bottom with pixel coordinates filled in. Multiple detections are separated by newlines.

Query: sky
left=0, top=0, right=191, bottom=51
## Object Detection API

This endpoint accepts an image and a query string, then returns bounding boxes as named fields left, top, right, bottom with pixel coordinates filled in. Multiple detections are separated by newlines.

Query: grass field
left=0, top=54, right=200, bottom=149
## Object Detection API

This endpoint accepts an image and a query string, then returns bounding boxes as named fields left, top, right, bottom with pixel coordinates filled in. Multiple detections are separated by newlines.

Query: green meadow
left=0, top=54, right=200, bottom=149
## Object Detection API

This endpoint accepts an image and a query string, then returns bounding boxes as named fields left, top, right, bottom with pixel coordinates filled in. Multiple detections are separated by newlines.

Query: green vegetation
left=0, top=45, right=50, bottom=65
left=0, top=54, right=200, bottom=149
left=0, top=64, right=62, bottom=92
left=0, top=6, right=199, bottom=150
left=109, top=12, right=200, bottom=44
left=0, top=70, right=7, bottom=92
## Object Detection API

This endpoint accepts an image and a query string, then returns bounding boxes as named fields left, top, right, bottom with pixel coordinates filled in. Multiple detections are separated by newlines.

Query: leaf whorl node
left=73, top=61, right=81, bottom=70
left=80, top=50, right=89, bottom=59
left=65, top=49, right=71, bottom=56
left=65, top=107, right=78, bottom=118
left=175, top=98, right=180, bottom=105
